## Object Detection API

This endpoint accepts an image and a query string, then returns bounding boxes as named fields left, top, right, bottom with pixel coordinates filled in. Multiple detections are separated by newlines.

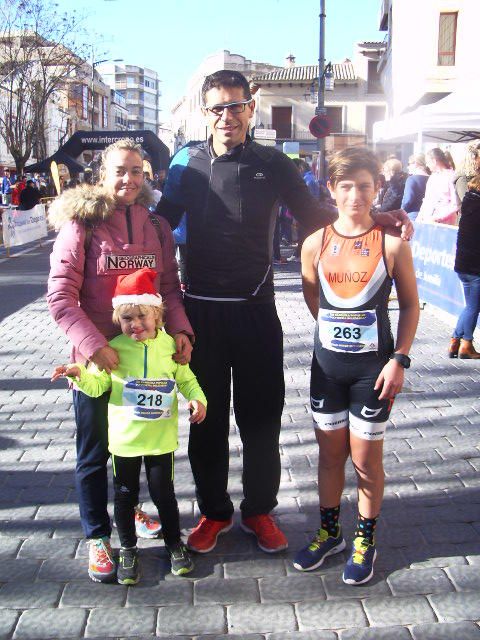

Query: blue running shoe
left=293, top=527, right=346, bottom=571
left=342, top=536, right=377, bottom=585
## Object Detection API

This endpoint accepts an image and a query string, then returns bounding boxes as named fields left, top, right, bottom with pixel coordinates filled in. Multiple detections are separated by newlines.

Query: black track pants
left=185, top=298, right=285, bottom=520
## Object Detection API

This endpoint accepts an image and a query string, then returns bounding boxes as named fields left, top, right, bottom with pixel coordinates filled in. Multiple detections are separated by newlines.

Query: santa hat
left=112, top=268, right=163, bottom=308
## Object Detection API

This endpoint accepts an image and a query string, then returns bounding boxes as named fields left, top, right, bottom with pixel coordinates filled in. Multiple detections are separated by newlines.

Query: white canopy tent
left=373, top=88, right=480, bottom=145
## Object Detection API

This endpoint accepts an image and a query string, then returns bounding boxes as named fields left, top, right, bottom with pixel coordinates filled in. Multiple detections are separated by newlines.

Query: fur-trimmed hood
left=48, top=182, right=154, bottom=231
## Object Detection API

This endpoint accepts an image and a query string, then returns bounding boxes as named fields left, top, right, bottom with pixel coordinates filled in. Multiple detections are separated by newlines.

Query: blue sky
left=57, top=0, right=383, bottom=114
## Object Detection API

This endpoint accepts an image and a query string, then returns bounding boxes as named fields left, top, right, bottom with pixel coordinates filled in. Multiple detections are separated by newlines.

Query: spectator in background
left=173, top=213, right=187, bottom=285
left=454, top=140, right=480, bottom=204
left=11, top=175, right=26, bottom=206
left=380, top=158, right=407, bottom=213
left=19, top=179, right=41, bottom=210
left=449, top=166, right=480, bottom=359
left=401, top=153, right=430, bottom=221
left=417, top=148, right=459, bottom=225
left=1, top=169, right=13, bottom=205
left=287, top=159, right=322, bottom=263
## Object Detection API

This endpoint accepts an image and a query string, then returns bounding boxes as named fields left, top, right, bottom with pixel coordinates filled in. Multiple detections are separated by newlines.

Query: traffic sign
left=315, top=107, right=327, bottom=116
left=309, top=115, right=331, bottom=139
left=254, top=128, right=276, bottom=140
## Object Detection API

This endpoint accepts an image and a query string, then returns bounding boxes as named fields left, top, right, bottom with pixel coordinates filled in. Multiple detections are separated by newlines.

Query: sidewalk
left=0, top=242, right=479, bottom=640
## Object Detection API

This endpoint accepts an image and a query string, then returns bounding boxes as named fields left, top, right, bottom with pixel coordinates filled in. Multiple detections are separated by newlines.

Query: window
left=367, top=60, right=383, bottom=94
left=438, top=12, right=457, bottom=66
left=366, top=105, right=386, bottom=140
left=326, top=107, right=343, bottom=133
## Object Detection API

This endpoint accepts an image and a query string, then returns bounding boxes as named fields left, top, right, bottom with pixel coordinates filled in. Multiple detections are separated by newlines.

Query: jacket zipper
left=126, top=205, right=133, bottom=244
left=143, top=343, right=148, bottom=377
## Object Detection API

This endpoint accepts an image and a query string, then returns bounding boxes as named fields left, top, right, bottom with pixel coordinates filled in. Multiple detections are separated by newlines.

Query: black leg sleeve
left=144, top=453, right=181, bottom=547
left=112, top=455, right=141, bottom=548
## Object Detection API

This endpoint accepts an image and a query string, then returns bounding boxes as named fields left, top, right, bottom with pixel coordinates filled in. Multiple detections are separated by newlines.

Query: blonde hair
left=99, top=138, right=144, bottom=184
left=462, top=140, right=480, bottom=177
left=112, top=302, right=165, bottom=329
left=383, top=158, right=403, bottom=175
left=468, top=174, right=480, bottom=192
left=408, top=153, right=428, bottom=170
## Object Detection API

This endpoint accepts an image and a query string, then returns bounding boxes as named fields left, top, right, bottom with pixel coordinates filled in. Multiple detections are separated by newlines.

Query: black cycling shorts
left=310, top=353, right=395, bottom=441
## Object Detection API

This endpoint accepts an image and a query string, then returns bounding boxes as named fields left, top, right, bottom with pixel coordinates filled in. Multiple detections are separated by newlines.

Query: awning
left=373, top=88, right=480, bottom=144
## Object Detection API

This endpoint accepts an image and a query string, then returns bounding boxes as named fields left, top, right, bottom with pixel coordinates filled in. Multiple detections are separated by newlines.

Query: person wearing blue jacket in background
left=173, top=213, right=187, bottom=286
left=401, top=154, right=430, bottom=222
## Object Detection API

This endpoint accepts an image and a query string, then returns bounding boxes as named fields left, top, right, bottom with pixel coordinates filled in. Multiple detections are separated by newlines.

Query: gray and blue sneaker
left=117, top=546, right=140, bottom=585
left=168, top=542, right=194, bottom=576
left=342, top=536, right=377, bottom=585
left=293, top=527, right=346, bottom=571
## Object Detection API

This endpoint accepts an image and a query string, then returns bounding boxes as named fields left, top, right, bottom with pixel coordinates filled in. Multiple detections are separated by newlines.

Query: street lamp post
left=90, top=53, right=123, bottom=132
left=317, top=0, right=327, bottom=180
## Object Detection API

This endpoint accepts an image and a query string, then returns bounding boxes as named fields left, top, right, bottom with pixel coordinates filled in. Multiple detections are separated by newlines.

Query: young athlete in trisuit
left=294, top=147, right=419, bottom=585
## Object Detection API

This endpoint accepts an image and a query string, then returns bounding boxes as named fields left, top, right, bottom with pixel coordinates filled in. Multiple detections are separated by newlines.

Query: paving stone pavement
left=0, top=240, right=479, bottom=640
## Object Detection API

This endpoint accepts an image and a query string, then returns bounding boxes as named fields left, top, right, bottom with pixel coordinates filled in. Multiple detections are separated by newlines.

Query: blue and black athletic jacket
left=156, top=136, right=336, bottom=303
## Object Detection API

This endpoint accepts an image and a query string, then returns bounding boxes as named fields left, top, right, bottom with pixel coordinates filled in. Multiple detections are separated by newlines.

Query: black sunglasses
left=204, top=99, right=253, bottom=116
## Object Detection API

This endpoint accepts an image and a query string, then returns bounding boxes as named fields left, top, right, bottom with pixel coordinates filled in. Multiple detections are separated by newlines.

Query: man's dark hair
left=201, top=70, right=252, bottom=104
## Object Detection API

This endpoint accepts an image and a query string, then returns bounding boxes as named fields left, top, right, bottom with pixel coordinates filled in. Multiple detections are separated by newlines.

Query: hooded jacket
left=47, top=183, right=192, bottom=364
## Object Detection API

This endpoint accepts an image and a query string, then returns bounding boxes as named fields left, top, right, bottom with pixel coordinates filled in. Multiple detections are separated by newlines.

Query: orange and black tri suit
left=311, top=224, right=395, bottom=440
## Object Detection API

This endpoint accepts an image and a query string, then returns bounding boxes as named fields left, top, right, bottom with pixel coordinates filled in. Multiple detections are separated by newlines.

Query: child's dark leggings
left=112, top=452, right=181, bottom=548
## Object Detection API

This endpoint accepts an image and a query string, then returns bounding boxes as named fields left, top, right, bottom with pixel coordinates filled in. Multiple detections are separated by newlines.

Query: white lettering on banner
left=1, top=205, right=47, bottom=248
left=82, top=135, right=145, bottom=146
left=411, top=240, right=455, bottom=270
left=106, top=254, right=156, bottom=270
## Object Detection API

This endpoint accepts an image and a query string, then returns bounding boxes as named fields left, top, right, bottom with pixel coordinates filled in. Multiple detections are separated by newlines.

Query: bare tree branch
left=0, top=0, right=89, bottom=173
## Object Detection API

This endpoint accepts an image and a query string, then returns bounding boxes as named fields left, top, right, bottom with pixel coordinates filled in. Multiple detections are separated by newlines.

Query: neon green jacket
left=71, top=331, right=206, bottom=457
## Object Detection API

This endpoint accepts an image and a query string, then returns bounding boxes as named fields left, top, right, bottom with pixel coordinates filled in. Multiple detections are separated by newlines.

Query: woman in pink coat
left=47, top=138, right=193, bottom=582
left=417, top=148, right=459, bottom=226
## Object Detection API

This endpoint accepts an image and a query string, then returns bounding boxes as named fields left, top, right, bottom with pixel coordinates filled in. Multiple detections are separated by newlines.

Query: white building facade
left=98, top=63, right=162, bottom=133
left=170, top=50, right=281, bottom=147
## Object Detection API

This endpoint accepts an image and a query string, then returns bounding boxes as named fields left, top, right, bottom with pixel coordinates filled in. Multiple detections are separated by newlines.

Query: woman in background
left=449, top=160, right=480, bottom=359
left=401, top=154, right=430, bottom=221
left=418, top=148, right=459, bottom=225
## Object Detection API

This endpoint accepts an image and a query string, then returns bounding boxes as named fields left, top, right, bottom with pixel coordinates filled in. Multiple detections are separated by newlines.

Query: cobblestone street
left=0, top=239, right=479, bottom=639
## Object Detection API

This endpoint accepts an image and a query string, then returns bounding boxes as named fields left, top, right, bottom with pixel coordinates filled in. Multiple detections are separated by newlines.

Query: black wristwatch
left=391, top=353, right=411, bottom=369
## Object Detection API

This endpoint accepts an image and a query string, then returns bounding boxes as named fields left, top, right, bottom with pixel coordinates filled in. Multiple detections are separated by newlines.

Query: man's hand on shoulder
left=372, top=209, right=414, bottom=241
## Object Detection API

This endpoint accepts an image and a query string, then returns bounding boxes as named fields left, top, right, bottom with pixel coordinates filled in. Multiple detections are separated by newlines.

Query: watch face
left=394, top=354, right=410, bottom=368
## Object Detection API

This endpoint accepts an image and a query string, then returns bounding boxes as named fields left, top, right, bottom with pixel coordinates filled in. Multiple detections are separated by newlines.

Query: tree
left=0, top=0, right=88, bottom=174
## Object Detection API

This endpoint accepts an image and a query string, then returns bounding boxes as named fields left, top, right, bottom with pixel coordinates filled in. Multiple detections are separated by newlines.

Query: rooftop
left=251, top=62, right=356, bottom=83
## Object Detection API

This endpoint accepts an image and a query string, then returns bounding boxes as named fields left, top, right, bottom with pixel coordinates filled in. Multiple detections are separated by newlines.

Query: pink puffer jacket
left=47, top=184, right=192, bottom=364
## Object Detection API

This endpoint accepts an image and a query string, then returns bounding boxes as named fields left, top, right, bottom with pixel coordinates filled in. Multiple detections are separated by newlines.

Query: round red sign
left=309, top=115, right=331, bottom=139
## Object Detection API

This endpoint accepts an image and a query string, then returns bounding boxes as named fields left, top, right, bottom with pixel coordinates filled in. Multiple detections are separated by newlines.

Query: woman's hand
left=189, top=400, right=206, bottom=423
left=172, top=333, right=193, bottom=364
left=91, top=345, right=119, bottom=374
left=374, top=359, right=405, bottom=400
left=51, top=364, right=81, bottom=382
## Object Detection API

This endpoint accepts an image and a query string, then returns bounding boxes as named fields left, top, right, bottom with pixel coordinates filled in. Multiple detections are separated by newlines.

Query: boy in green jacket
left=52, top=268, right=206, bottom=585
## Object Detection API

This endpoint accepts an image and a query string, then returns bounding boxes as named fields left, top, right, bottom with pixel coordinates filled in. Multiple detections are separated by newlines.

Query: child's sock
left=354, top=513, right=378, bottom=545
left=320, top=505, right=340, bottom=537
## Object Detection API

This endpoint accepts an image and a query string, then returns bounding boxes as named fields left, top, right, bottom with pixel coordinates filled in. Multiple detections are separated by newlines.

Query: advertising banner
left=1, top=205, right=48, bottom=248
left=411, top=221, right=464, bottom=317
